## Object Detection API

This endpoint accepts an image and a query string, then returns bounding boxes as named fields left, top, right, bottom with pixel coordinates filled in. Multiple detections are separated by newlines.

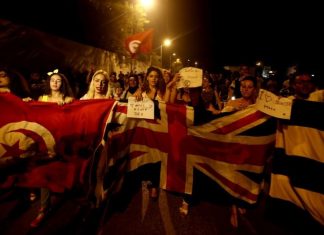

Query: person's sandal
left=150, top=187, right=159, bottom=201
left=179, top=200, right=189, bottom=216
left=230, top=205, right=238, bottom=228
left=30, top=208, right=47, bottom=228
left=29, top=192, right=37, bottom=202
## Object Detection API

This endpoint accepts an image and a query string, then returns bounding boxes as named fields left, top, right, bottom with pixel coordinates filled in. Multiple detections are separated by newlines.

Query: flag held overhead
left=125, top=29, right=154, bottom=58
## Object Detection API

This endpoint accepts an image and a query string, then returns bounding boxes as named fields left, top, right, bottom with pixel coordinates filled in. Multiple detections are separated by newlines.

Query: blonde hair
left=85, top=69, right=110, bottom=98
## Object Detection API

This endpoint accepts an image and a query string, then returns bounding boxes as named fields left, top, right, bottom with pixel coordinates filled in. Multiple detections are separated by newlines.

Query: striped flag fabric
left=106, top=102, right=276, bottom=204
left=1, top=92, right=277, bottom=206
left=269, top=99, right=324, bottom=226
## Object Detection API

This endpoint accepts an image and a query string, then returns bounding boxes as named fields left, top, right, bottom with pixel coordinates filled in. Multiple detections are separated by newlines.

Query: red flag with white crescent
left=0, top=92, right=117, bottom=192
left=125, top=29, right=154, bottom=58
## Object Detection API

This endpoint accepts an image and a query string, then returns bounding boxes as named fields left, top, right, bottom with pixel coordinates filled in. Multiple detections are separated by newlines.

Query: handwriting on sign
left=256, top=89, right=292, bottom=119
left=129, top=103, right=153, bottom=117
left=263, top=104, right=276, bottom=111
left=258, top=90, right=291, bottom=107
left=177, top=67, right=203, bottom=88
left=181, top=67, right=196, bottom=73
left=127, top=97, right=154, bottom=119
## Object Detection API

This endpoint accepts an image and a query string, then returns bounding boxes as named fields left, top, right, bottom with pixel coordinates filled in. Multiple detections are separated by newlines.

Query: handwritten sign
left=127, top=97, right=154, bottom=119
left=177, top=67, right=203, bottom=88
left=256, top=89, right=292, bottom=119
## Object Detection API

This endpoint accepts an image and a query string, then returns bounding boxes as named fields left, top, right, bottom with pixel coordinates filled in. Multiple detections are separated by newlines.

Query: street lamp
left=129, top=0, right=154, bottom=71
left=160, top=38, right=172, bottom=68
left=140, top=0, right=155, bottom=10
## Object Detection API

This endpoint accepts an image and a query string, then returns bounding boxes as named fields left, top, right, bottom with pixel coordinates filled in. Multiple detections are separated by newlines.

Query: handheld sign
left=127, top=97, right=154, bottom=119
left=177, top=67, right=203, bottom=88
left=256, top=89, right=292, bottom=119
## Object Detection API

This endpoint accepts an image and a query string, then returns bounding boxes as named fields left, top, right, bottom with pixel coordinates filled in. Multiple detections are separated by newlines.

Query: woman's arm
left=165, top=73, right=180, bottom=103
left=214, top=87, right=223, bottom=110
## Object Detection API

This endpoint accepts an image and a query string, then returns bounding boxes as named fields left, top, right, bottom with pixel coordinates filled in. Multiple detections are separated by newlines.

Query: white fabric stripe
left=270, top=173, right=324, bottom=225
left=128, top=144, right=165, bottom=171
left=276, top=125, right=324, bottom=163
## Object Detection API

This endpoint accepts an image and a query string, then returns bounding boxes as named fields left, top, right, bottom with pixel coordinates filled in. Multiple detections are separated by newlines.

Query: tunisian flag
left=125, top=29, right=154, bottom=58
left=0, top=92, right=117, bottom=192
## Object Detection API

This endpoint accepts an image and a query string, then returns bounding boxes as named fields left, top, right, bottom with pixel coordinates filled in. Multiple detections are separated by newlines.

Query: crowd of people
left=1, top=63, right=323, bottom=228
left=1, top=63, right=323, bottom=105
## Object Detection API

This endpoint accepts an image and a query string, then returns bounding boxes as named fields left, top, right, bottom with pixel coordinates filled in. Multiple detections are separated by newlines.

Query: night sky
left=1, top=0, right=323, bottom=72
left=167, top=1, right=323, bottom=71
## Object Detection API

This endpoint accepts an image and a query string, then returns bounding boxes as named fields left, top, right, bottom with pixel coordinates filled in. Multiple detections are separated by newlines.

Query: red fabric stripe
left=165, top=104, right=188, bottom=192
left=116, top=104, right=127, bottom=114
left=187, top=136, right=274, bottom=166
left=213, top=111, right=265, bottom=134
left=114, top=128, right=273, bottom=166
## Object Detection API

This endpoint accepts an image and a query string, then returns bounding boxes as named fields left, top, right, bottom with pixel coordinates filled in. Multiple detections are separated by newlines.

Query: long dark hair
left=44, top=72, right=74, bottom=98
left=0, top=66, right=31, bottom=98
left=142, top=67, right=166, bottom=94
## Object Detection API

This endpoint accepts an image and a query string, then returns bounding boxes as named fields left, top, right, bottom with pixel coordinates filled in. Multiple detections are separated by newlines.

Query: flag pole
left=130, top=58, right=133, bottom=73
left=160, top=45, right=163, bottom=68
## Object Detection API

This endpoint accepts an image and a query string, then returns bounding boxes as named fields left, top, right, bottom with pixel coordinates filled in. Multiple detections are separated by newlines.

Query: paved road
left=0, top=172, right=316, bottom=235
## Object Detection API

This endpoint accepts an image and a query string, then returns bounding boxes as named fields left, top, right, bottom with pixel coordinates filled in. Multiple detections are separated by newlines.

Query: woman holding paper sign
left=139, top=66, right=179, bottom=199
left=141, top=66, right=178, bottom=103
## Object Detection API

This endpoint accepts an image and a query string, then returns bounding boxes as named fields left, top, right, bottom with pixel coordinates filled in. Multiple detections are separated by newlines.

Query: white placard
left=256, top=89, right=292, bottom=119
left=127, top=97, right=154, bottom=119
left=177, top=67, right=203, bottom=88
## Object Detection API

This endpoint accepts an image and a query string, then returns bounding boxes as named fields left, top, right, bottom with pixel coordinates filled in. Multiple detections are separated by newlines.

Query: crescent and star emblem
left=128, top=40, right=141, bottom=54
left=0, top=121, right=56, bottom=159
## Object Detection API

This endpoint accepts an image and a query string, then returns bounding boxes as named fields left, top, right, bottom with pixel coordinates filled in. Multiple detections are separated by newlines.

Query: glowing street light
left=164, top=39, right=171, bottom=47
left=140, top=0, right=155, bottom=10
left=131, top=0, right=154, bottom=33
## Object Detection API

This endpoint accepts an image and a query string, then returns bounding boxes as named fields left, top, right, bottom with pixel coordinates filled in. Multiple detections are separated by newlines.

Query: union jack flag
left=108, top=102, right=276, bottom=204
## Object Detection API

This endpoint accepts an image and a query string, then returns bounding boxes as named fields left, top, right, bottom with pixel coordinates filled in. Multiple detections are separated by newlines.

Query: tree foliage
left=83, top=0, right=150, bottom=60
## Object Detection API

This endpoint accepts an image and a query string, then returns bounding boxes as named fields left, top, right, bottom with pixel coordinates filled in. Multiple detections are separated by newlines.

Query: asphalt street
left=0, top=170, right=318, bottom=235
